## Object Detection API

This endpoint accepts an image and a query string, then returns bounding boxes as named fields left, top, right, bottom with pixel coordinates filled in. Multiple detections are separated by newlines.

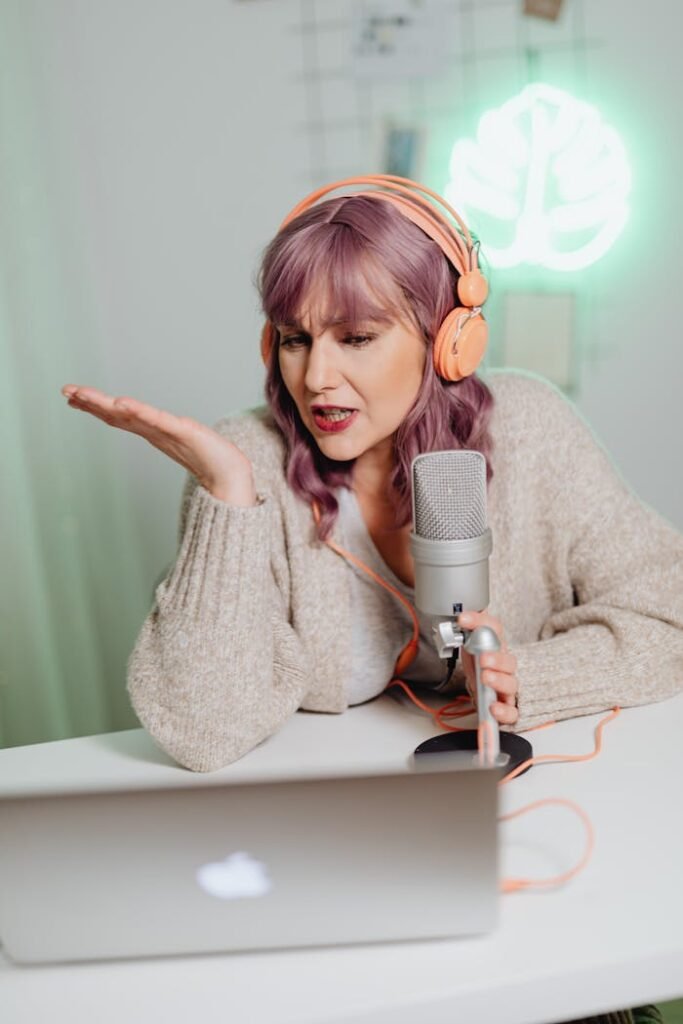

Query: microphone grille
left=411, top=450, right=487, bottom=541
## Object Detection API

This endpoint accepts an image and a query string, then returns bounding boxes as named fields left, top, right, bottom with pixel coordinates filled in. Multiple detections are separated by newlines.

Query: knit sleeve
left=125, top=422, right=312, bottom=772
left=507, top=384, right=683, bottom=733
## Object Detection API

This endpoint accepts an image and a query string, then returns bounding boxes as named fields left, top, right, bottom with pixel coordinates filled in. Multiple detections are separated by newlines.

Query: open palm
left=61, top=385, right=256, bottom=505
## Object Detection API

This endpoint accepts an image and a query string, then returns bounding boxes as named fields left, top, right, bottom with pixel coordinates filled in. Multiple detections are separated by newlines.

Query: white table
left=1, top=691, right=682, bottom=1024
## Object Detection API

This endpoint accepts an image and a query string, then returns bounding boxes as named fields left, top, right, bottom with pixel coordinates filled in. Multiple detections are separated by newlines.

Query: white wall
left=26, top=2, right=680, bottom=538
left=571, top=0, right=683, bottom=526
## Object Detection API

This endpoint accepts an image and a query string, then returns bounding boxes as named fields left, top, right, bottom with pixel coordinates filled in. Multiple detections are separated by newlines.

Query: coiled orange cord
left=498, top=798, right=596, bottom=892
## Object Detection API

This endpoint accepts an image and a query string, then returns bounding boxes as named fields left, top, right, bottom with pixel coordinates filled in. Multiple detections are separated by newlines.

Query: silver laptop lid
left=0, top=701, right=501, bottom=964
left=0, top=760, right=499, bottom=964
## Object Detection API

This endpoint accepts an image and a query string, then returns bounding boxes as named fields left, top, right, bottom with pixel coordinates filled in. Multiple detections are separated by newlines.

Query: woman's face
left=276, top=288, right=427, bottom=470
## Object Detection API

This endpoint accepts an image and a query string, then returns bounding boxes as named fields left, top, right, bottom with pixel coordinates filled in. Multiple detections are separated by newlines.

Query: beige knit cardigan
left=126, top=370, right=683, bottom=772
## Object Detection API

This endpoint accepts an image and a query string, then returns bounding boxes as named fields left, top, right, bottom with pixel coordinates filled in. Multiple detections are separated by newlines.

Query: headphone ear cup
left=433, top=307, right=488, bottom=382
left=260, top=322, right=275, bottom=366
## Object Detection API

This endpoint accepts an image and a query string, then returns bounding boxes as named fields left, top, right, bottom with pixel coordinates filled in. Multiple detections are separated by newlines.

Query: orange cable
left=499, top=707, right=621, bottom=785
left=499, top=798, right=595, bottom=892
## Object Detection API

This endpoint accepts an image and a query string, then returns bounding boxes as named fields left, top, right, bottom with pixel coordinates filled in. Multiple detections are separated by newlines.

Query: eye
left=342, top=334, right=375, bottom=347
left=279, top=333, right=376, bottom=350
left=279, top=335, right=307, bottom=349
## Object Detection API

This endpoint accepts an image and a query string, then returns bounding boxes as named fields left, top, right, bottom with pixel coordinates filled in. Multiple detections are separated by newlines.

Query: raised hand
left=61, top=385, right=257, bottom=505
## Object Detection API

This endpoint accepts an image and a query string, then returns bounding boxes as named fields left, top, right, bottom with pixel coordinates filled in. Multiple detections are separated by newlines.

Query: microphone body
left=409, top=529, right=492, bottom=616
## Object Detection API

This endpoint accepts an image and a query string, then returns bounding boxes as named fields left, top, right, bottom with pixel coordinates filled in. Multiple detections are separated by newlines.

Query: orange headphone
left=259, top=173, right=489, bottom=383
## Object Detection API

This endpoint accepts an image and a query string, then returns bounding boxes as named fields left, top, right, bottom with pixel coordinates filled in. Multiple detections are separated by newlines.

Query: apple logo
left=196, top=851, right=273, bottom=900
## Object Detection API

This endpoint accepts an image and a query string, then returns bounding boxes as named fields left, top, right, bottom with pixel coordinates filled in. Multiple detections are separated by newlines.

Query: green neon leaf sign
left=444, top=83, right=632, bottom=271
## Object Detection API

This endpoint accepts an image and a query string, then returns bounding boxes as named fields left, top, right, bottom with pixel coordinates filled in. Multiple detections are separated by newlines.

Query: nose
left=303, top=335, right=342, bottom=395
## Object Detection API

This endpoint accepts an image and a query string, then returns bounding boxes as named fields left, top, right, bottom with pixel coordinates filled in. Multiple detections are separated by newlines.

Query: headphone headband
left=278, top=173, right=477, bottom=277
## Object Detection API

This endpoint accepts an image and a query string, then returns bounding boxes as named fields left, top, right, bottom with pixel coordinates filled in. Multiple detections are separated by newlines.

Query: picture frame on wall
left=381, top=121, right=426, bottom=181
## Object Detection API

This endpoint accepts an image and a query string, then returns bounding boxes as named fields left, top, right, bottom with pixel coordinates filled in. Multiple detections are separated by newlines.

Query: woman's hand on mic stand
left=61, top=384, right=257, bottom=506
left=458, top=611, right=519, bottom=726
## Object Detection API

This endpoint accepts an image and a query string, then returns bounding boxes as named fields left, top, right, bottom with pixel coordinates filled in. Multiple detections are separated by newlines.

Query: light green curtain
left=0, top=6, right=154, bottom=749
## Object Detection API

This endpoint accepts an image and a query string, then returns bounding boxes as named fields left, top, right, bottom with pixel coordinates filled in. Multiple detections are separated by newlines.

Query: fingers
left=459, top=617, right=519, bottom=724
left=480, top=650, right=516, bottom=675
left=60, top=384, right=237, bottom=492
left=463, top=650, right=517, bottom=682
left=480, top=666, right=517, bottom=697
left=466, top=691, right=518, bottom=725
left=64, top=393, right=113, bottom=426
left=490, top=701, right=518, bottom=726
left=61, top=385, right=186, bottom=439
left=63, top=385, right=133, bottom=418
left=458, top=610, right=506, bottom=648
left=465, top=681, right=518, bottom=725
left=63, top=386, right=130, bottom=426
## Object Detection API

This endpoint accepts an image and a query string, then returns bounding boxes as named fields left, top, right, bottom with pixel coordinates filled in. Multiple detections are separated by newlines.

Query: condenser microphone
left=409, top=449, right=491, bottom=617
left=409, top=450, right=533, bottom=777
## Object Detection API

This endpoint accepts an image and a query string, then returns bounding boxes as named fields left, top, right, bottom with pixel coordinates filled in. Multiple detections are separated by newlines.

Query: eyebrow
left=275, top=314, right=394, bottom=332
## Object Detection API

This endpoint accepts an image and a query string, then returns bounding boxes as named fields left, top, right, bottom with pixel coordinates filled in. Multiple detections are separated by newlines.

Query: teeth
left=317, top=409, right=353, bottom=422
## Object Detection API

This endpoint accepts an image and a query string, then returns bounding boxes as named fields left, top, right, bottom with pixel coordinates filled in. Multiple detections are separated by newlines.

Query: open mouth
left=313, top=408, right=355, bottom=422
left=311, top=407, right=358, bottom=432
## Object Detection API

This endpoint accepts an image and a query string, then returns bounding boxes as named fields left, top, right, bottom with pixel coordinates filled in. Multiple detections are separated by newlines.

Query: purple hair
left=255, top=193, right=494, bottom=541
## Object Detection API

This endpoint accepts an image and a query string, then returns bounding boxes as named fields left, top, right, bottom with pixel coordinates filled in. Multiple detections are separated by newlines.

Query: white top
left=335, top=486, right=453, bottom=704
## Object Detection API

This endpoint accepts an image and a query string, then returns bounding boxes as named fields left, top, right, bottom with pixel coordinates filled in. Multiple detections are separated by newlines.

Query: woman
left=61, top=176, right=683, bottom=780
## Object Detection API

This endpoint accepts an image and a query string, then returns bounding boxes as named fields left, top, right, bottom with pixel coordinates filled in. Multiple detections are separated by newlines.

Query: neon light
left=445, top=83, right=632, bottom=271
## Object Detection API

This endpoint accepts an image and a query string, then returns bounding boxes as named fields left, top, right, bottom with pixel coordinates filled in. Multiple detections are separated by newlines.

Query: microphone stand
left=413, top=619, right=534, bottom=777
left=434, top=621, right=502, bottom=763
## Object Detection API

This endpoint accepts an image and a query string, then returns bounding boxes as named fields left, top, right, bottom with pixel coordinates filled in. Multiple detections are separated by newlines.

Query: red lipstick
left=311, top=406, right=358, bottom=434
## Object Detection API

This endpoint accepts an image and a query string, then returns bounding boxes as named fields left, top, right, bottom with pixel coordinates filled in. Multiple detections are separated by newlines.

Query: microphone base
left=413, top=731, right=534, bottom=779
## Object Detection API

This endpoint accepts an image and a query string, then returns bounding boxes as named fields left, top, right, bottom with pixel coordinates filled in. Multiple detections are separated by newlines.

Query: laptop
left=0, top=700, right=501, bottom=965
